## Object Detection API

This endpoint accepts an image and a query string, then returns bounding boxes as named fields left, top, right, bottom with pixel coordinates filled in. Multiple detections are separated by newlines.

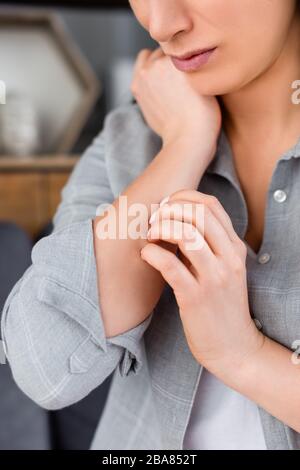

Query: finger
left=150, top=199, right=238, bottom=258
left=140, top=242, right=198, bottom=294
left=148, top=46, right=165, bottom=62
left=177, top=248, right=193, bottom=271
left=147, top=218, right=216, bottom=277
left=167, top=190, right=241, bottom=245
left=132, top=48, right=153, bottom=76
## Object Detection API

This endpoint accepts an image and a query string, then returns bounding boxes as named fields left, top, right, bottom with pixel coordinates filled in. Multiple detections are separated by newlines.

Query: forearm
left=224, top=335, right=300, bottom=433
left=93, top=135, right=214, bottom=338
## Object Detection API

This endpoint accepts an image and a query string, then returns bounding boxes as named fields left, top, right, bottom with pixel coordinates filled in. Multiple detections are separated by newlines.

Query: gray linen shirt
left=1, top=102, right=300, bottom=450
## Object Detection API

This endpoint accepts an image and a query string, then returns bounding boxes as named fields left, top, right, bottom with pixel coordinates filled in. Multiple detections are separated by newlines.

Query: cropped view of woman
left=2, top=0, right=300, bottom=450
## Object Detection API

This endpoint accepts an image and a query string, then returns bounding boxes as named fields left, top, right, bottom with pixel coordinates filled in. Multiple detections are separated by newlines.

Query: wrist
left=162, top=129, right=217, bottom=167
left=217, top=331, right=268, bottom=392
left=205, top=323, right=267, bottom=388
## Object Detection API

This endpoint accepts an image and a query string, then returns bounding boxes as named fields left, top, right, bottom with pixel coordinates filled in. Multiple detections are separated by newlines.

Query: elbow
left=26, top=388, right=80, bottom=412
left=2, top=320, right=109, bottom=411
left=3, top=335, right=76, bottom=411
left=2, top=297, right=118, bottom=411
left=1, top=281, right=90, bottom=411
left=3, top=333, right=99, bottom=411
left=1, top=268, right=140, bottom=412
left=12, top=375, right=76, bottom=411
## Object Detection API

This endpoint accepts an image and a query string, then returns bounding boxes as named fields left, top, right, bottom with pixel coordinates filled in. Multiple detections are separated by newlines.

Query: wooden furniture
left=0, top=156, right=79, bottom=239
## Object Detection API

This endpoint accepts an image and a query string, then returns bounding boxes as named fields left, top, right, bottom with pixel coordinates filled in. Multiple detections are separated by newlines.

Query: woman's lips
left=171, top=47, right=217, bottom=72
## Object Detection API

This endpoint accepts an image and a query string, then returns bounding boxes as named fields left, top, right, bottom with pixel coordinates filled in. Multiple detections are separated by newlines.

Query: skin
left=92, top=0, right=300, bottom=434
left=127, top=0, right=300, bottom=432
left=130, top=0, right=300, bottom=252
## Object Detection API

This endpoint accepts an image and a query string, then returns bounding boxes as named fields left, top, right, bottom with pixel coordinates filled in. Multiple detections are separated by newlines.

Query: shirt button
left=273, top=189, right=287, bottom=203
left=258, top=252, right=271, bottom=264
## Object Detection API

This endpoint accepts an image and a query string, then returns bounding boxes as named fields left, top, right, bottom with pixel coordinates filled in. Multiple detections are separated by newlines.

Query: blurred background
left=0, top=0, right=155, bottom=450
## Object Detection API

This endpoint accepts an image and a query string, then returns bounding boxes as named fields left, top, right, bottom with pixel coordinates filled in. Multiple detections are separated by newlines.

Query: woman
left=2, top=0, right=300, bottom=450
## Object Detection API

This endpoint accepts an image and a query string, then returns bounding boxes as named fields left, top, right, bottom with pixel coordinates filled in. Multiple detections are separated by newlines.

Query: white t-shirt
left=182, top=367, right=267, bottom=450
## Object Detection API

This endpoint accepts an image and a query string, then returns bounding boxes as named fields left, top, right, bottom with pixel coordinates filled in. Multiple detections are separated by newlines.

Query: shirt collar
left=206, top=126, right=300, bottom=186
left=205, top=127, right=240, bottom=190
left=280, top=134, right=300, bottom=161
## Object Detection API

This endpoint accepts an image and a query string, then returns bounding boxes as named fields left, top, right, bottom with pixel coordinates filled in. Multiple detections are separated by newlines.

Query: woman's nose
left=148, top=0, right=192, bottom=43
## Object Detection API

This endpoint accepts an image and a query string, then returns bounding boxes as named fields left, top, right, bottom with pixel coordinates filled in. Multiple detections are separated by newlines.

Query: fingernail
left=159, top=195, right=170, bottom=207
left=149, top=210, right=158, bottom=225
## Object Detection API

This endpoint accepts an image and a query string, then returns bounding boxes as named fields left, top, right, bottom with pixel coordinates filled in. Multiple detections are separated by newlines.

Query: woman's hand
left=131, top=47, right=222, bottom=156
left=140, top=189, right=265, bottom=381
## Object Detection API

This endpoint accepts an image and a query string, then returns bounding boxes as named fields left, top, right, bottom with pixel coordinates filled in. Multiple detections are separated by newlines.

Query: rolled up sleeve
left=0, top=108, right=154, bottom=410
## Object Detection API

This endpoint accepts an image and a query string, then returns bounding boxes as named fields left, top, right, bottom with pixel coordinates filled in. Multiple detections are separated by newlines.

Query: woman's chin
left=186, top=72, right=244, bottom=97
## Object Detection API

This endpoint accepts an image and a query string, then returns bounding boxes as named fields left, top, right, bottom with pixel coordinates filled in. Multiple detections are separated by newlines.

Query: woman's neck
left=219, top=12, right=300, bottom=158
